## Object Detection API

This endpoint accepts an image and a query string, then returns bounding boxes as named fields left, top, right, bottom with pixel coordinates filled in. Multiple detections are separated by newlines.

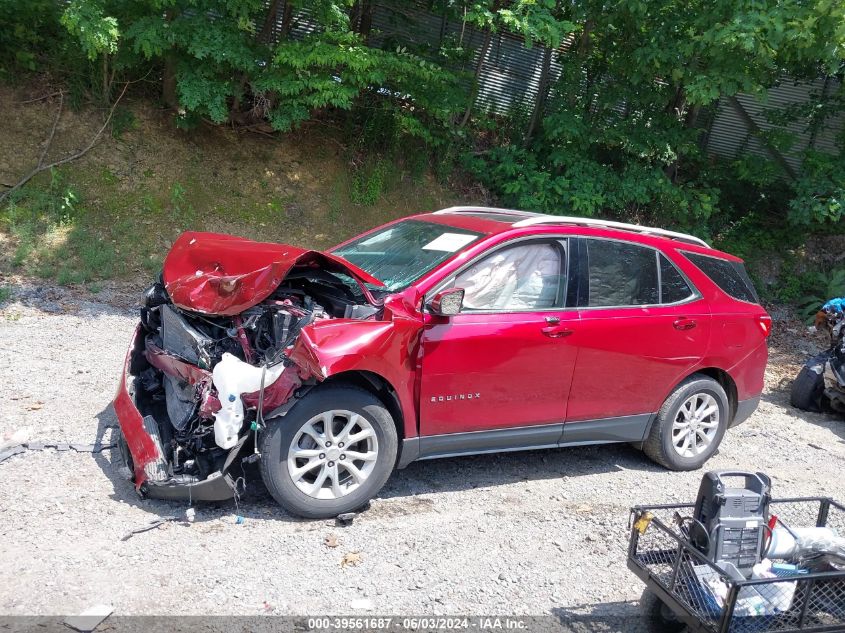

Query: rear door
left=418, top=237, right=578, bottom=444
left=562, top=238, right=711, bottom=443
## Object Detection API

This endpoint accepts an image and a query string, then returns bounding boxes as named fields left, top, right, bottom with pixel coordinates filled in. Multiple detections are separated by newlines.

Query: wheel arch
left=691, top=367, right=738, bottom=422
left=321, top=370, right=406, bottom=442
left=642, top=366, right=738, bottom=445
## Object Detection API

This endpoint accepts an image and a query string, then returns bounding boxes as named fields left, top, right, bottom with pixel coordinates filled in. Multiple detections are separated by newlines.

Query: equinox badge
left=431, top=393, right=481, bottom=402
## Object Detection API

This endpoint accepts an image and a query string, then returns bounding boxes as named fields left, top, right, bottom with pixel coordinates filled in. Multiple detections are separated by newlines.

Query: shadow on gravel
left=760, top=387, right=845, bottom=446
left=381, top=442, right=660, bottom=502
left=551, top=601, right=651, bottom=633
left=91, top=401, right=660, bottom=525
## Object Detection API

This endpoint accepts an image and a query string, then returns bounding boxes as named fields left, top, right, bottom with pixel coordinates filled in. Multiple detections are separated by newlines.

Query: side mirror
left=429, top=288, right=465, bottom=317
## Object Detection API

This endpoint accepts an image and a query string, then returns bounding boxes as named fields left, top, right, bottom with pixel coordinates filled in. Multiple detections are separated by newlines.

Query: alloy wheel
left=287, top=410, right=379, bottom=500
left=670, top=393, right=720, bottom=458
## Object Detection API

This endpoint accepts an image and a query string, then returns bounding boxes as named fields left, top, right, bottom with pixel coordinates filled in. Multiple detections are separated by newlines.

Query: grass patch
left=0, top=285, right=11, bottom=305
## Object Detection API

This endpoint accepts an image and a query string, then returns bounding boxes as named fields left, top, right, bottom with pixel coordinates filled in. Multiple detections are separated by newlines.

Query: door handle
left=542, top=325, right=573, bottom=338
left=673, top=317, right=697, bottom=331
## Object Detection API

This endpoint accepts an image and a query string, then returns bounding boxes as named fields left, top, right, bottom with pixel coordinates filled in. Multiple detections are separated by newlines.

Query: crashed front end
left=113, top=231, right=383, bottom=501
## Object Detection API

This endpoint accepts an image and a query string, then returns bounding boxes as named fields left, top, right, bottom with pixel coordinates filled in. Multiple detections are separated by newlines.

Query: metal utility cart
left=628, top=497, right=845, bottom=633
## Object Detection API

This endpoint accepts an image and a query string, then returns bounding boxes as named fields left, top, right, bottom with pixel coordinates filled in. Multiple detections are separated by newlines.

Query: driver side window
left=452, top=241, right=566, bottom=311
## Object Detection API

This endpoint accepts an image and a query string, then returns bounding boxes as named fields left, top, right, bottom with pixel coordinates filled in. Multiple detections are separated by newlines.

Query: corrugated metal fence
left=704, top=77, right=845, bottom=178
left=269, top=0, right=842, bottom=175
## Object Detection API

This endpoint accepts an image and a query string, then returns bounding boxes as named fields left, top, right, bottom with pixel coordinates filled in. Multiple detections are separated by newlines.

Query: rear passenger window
left=585, top=240, right=658, bottom=307
left=683, top=252, right=759, bottom=304
left=660, top=255, right=695, bottom=303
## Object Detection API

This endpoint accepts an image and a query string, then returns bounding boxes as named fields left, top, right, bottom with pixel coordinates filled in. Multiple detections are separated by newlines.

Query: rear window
left=659, top=255, right=695, bottom=304
left=682, top=252, right=759, bottom=304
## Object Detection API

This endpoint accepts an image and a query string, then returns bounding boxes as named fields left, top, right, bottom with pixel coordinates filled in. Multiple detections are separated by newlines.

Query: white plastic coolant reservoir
left=211, top=353, right=285, bottom=449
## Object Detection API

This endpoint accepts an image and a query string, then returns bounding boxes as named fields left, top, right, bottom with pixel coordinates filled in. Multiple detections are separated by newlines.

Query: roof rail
left=432, top=206, right=540, bottom=218
left=511, top=214, right=710, bottom=248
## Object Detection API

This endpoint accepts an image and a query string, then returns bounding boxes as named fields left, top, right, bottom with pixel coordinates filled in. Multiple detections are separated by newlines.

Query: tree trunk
left=259, top=0, right=283, bottom=42
left=666, top=84, right=686, bottom=117
left=162, top=52, right=178, bottom=109
left=525, top=47, right=553, bottom=144
left=162, top=9, right=179, bottom=109
left=102, top=55, right=111, bottom=104
left=280, top=2, right=294, bottom=39
left=460, top=30, right=492, bottom=127
left=358, top=0, right=373, bottom=43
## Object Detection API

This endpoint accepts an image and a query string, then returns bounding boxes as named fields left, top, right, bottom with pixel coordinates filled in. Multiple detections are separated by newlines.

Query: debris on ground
left=349, top=598, right=373, bottom=610
left=323, top=533, right=339, bottom=548
left=1, top=427, right=30, bottom=451
left=64, top=604, right=113, bottom=632
left=336, top=512, right=356, bottom=527
left=0, top=440, right=116, bottom=464
left=341, top=552, right=363, bottom=568
left=120, top=516, right=179, bottom=541
left=185, top=508, right=196, bottom=523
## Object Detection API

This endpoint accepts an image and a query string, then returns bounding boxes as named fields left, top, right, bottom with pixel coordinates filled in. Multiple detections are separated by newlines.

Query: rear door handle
left=673, top=317, right=697, bottom=331
left=542, top=325, right=573, bottom=338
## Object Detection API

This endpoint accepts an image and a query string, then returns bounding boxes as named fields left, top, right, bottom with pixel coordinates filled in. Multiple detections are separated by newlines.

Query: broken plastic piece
left=64, top=604, right=114, bottom=633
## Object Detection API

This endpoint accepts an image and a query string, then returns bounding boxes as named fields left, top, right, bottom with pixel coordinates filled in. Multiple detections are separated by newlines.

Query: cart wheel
left=640, top=588, right=687, bottom=633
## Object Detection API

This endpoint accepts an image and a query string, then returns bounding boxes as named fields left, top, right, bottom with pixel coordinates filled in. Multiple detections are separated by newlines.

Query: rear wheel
left=790, top=352, right=829, bottom=412
left=643, top=374, right=729, bottom=471
left=259, top=385, right=398, bottom=519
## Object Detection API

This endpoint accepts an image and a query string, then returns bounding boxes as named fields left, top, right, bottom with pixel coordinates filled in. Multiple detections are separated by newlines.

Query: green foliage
left=788, top=150, right=845, bottom=225
left=0, top=286, right=11, bottom=305
left=60, top=0, right=120, bottom=61
left=351, top=159, right=388, bottom=206
left=4, top=0, right=845, bottom=307
left=469, top=0, right=845, bottom=243
left=797, top=268, right=845, bottom=322
left=0, top=0, right=67, bottom=76
left=110, top=106, right=136, bottom=138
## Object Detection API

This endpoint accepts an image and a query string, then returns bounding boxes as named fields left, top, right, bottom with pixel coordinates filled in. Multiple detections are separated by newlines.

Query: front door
left=418, top=238, right=578, bottom=440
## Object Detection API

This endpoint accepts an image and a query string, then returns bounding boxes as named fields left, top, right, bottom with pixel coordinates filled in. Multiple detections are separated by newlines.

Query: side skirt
left=396, top=413, right=653, bottom=468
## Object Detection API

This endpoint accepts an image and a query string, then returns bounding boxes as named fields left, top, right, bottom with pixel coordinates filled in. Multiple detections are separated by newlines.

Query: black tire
left=259, top=384, right=398, bottom=519
left=790, top=352, right=829, bottom=412
left=640, top=588, right=687, bottom=633
left=643, top=374, right=729, bottom=471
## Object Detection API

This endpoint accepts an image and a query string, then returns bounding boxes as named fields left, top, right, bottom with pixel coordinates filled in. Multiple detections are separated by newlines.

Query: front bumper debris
left=113, top=325, right=237, bottom=501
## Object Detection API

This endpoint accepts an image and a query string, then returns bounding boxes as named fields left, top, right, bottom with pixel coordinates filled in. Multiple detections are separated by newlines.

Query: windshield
left=333, top=220, right=483, bottom=291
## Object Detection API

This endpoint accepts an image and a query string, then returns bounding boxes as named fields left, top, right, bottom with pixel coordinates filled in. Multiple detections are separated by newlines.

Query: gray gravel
left=1, top=283, right=844, bottom=626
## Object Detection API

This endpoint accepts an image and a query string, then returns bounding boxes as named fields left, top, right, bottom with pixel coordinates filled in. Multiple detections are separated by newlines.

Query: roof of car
left=413, top=206, right=740, bottom=261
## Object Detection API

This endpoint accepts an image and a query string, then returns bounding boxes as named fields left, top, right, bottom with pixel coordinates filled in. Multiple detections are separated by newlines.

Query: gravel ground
left=1, top=283, right=844, bottom=629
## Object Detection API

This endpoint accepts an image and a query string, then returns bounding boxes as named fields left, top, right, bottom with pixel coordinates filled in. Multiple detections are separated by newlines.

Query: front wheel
left=259, top=385, right=398, bottom=519
left=643, top=374, right=729, bottom=471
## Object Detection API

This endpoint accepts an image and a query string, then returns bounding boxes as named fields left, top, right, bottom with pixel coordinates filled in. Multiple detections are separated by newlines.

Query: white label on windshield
left=422, top=233, right=476, bottom=252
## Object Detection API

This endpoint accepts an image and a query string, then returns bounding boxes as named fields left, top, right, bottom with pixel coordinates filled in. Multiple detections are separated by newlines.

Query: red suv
left=114, top=207, right=770, bottom=518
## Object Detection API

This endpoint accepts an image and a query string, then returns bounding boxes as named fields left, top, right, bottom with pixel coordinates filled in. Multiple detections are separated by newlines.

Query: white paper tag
left=745, top=520, right=759, bottom=529
left=422, top=233, right=476, bottom=252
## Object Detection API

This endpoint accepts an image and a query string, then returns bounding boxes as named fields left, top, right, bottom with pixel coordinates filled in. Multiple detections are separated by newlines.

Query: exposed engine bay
left=125, top=259, right=381, bottom=497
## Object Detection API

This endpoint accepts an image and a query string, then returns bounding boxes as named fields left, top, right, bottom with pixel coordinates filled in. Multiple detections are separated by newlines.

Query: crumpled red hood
left=162, top=231, right=383, bottom=315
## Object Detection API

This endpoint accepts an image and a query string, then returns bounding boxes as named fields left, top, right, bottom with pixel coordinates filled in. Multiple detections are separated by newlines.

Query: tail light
left=757, top=314, right=772, bottom=337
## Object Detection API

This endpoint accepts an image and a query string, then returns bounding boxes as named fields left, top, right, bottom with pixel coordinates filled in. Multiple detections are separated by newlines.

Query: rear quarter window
left=682, top=252, right=759, bottom=304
